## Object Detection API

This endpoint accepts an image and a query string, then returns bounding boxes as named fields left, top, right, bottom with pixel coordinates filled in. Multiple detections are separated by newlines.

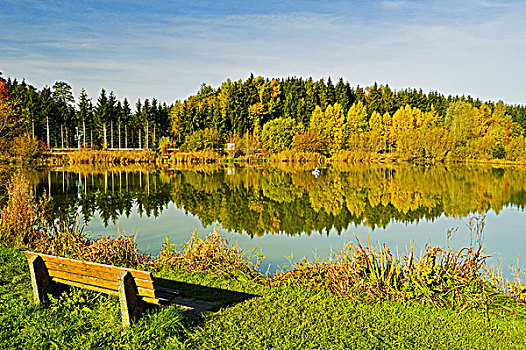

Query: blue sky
left=1, top=0, right=525, bottom=105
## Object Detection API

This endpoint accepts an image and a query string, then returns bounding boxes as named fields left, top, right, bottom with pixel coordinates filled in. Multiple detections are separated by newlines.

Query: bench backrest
left=24, top=251, right=158, bottom=304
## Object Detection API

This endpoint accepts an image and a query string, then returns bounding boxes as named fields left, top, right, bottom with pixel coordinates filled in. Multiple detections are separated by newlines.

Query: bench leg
left=118, top=271, right=140, bottom=326
left=28, top=256, right=57, bottom=305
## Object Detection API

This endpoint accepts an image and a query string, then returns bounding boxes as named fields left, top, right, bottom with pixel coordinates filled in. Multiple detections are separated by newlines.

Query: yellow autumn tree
left=308, top=103, right=346, bottom=155
left=345, top=100, right=368, bottom=134
left=391, top=105, right=421, bottom=158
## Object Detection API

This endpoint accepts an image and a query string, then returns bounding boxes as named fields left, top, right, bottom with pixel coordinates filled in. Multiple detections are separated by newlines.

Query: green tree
left=76, top=89, right=92, bottom=148
left=93, top=89, right=109, bottom=149
left=52, top=81, right=74, bottom=148
left=345, top=101, right=368, bottom=134
left=445, top=101, right=480, bottom=146
left=261, top=117, right=302, bottom=152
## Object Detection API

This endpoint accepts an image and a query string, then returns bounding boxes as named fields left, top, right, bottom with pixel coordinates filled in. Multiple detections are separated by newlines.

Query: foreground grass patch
left=187, top=289, right=526, bottom=349
left=2, top=247, right=526, bottom=349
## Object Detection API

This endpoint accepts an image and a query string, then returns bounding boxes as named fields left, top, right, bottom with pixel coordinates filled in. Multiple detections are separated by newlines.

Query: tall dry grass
left=271, top=150, right=325, bottom=163
left=271, top=217, right=525, bottom=311
left=67, top=150, right=158, bottom=165
left=329, top=150, right=394, bottom=164
left=170, top=150, right=221, bottom=164
left=0, top=171, right=52, bottom=247
left=152, top=231, right=262, bottom=280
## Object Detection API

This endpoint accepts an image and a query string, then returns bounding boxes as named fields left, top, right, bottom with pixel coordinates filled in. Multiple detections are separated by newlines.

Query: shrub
left=292, top=129, right=326, bottom=153
left=153, top=230, right=262, bottom=279
left=183, top=128, right=224, bottom=152
left=158, top=136, right=172, bottom=155
left=239, top=132, right=260, bottom=156
left=505, top=136, right=526, bottom=161
left=261, top=117, right=302, bottom=153
left=2, top=136, right=46, bottom=162
left=493, top=143, right=506, bottom=159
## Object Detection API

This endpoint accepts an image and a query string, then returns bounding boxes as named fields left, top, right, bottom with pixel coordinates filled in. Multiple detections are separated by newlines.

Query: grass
left=2, top=246, right=526, bottom=349
left=170, top=150, right=222, bottom=164
left=270, top=150, right=326, bottom=163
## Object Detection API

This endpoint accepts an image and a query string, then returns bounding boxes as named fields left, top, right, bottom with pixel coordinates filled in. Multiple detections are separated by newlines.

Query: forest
left=2, top=72, right=526, bottom=162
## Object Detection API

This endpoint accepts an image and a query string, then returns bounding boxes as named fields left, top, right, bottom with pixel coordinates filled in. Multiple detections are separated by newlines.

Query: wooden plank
left=142, top=296, right=172, bottom=306
left=24, top=251, right=152, bottom=281
left=49, top=270, right=156, bottom=298
left=45, top=262, right=155, bottom=290
left=52, top=276, right=157, bottom=299
left=48, top=270, right=119, bottom=291
left=52, top=277, right=120, bottom=297
left=46, top=261, right=118, bottom=281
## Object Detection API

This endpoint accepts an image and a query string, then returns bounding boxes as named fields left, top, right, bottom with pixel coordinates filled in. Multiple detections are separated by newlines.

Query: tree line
left=2, top=72, right=526, bottom=160
left=1, top=74, right=171, bottom=150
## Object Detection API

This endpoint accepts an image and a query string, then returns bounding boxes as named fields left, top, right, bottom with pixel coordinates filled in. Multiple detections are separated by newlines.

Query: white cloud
left=1, top=1, right=525, bottom=104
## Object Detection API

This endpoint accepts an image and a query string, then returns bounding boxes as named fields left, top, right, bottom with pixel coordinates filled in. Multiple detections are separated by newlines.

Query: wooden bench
left=24, top=251, right=182, bottom=326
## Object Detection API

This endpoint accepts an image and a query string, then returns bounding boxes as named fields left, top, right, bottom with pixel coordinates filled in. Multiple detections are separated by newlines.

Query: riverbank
left=1, top=171, right=526, bottom=348
left=2, top=243, right=526, bottom=349
left=2, top=145, right=526, bottom=168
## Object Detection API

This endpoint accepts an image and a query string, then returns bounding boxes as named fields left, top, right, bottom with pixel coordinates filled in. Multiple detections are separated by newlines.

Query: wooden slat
left=45, top=261, right=155, bottom=290
left=136, top=287, right=156, bottom=299
left=49, top=270, right=119, bottom=291
left=47, top=261, right=118, bottom=281
left=24, top=251, right=152, bottom=281
left=49, top=270, right=157, bottom=298
left=142, top=296, right=172, bottom=306
left=52, top=277, right=120, bottom=297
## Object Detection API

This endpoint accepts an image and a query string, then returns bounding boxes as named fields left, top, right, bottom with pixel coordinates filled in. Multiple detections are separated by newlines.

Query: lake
left=31, top=162, right=526, bottom=276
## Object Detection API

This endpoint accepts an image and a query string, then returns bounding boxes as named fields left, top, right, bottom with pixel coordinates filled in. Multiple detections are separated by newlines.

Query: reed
left=329, top=149, right=394, bottom=164
left=0, top=171, right=52, bottom=248
left=153, top=230, right=262, bottom=280
left=271, top=216, right=524, bottom=311
left=66, top=150, right=158, bottom=165
left=271, top=150, right=325, bottom=163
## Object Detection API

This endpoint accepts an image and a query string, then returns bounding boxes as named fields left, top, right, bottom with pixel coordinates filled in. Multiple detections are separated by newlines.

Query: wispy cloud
left=379, top=1, right=409, bottom=10
left=1, top=0, right=525, bottom=104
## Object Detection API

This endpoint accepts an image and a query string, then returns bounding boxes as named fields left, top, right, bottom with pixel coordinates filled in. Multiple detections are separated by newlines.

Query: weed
left=153, top=230, right=262, bottom=280
left=0, top=170, right=52, bottom=248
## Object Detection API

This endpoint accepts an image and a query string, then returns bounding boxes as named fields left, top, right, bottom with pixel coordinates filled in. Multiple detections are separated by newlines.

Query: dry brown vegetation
left=67, top=150, right=158, bottom=164
left=330, top=149, right=395, bottom=164
left=271, top=150, right=325, bottom=163
left=153, top=232, right=261, bottom=279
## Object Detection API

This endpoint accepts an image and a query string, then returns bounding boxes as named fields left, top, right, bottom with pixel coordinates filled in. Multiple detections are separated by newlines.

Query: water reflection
left=35, top=163, right=526, bottom=238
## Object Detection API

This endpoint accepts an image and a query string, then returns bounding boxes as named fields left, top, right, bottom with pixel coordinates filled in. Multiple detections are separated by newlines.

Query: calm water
left=32, top=163, right=526, bottom=275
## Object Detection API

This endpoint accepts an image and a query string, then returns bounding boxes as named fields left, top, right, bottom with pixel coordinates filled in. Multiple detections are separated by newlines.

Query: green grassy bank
left=2, top=246, right=526, bottom=349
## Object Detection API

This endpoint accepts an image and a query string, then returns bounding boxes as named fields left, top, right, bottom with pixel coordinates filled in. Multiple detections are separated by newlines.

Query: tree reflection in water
left=35, top=163, right=526, bottom=238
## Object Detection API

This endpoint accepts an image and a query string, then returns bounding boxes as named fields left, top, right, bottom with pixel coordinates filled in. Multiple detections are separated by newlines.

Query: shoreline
left=2, top=148, right=525, bottom=168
